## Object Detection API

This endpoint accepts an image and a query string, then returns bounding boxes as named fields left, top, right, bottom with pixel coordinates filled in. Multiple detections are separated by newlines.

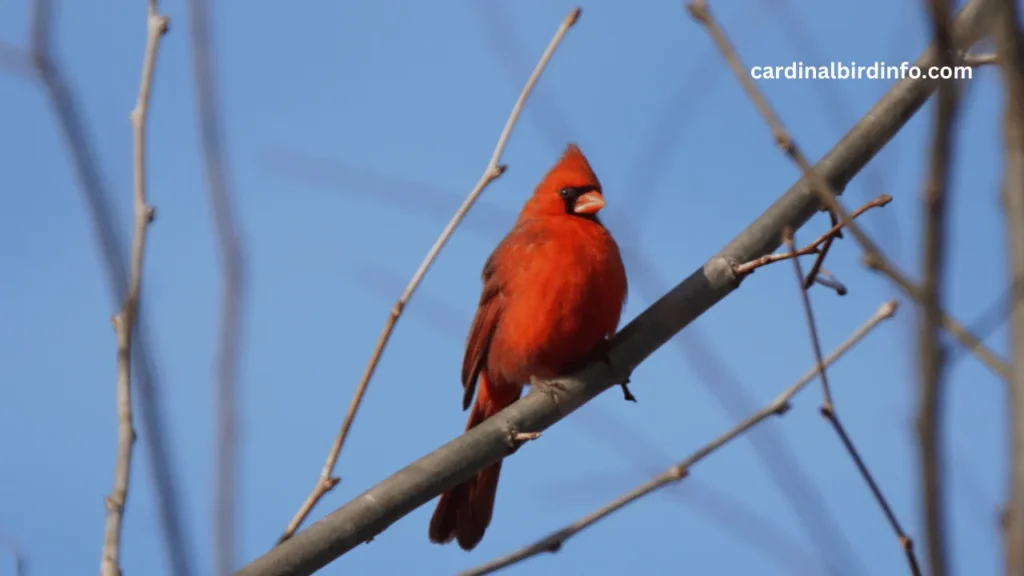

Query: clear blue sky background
left=0, top=0, right=1014, bottom=575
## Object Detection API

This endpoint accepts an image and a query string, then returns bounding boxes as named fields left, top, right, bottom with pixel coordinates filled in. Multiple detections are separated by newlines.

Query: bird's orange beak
left=573, top=191, right=605, bottom=215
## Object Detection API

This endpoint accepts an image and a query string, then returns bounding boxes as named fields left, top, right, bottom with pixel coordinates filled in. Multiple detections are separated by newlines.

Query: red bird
left=428, top=143, right=629, bottom=551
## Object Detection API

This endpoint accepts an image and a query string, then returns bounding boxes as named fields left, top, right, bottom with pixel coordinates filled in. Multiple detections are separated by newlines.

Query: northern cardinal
left=428, top=143, right=629, bottom=551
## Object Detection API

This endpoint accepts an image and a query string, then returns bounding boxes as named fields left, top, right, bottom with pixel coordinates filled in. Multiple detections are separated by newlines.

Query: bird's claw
left=529, top=375, right=568, bottom=406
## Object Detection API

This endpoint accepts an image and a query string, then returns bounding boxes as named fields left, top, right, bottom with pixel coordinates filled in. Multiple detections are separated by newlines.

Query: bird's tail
left=428, top=374, right=522, bottom=550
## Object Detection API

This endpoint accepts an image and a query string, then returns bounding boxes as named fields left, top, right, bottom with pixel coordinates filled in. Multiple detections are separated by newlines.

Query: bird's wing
left=461, top=248, right=505, bottom=411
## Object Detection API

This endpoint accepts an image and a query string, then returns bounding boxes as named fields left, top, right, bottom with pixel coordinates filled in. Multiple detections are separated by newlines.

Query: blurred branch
left=275, top=6, right=583, bottom=544
left=784, top=230, right=922, bottom=575
left=733, top=194, right=891, bottom=278
left=918, top=1, right=960, bottom=574
left=0, top=532, right=25, bottom=576
left=233, top=4, right=996, bottom=572
left=566, top=406, right=822, bottom=575
left=0, top=2, right=193, bottom=574
left=99, top=3, right=168, bottom=576
left=991, top=0, right=1024, bottom=571
left=460, top=301, right=898, bottom=576
left=686, top=0, right=1010, bottom=383
left=185, top=0, right=247, bottom=574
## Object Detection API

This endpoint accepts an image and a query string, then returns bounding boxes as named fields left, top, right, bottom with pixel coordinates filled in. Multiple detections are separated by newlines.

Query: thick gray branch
left=234, top=1, right=994, bottom=574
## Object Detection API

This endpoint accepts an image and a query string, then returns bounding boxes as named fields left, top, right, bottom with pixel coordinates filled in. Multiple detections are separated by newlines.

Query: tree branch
left=459, top=301, right=897, bottom=576
left=185, top=0, right=247, bottom=574
left=784, top=230, right=922, bottom=576
left=99, top=6, right=168, bottom=576
left=917, top=1, right=960, bottom=574
left=276, top=6, right=583, bottom=544
left=0, top=1, right=192, bottom=574
left=991, top=0, right=1024, bottom=572
left=232, top=3, right=995, bottom=574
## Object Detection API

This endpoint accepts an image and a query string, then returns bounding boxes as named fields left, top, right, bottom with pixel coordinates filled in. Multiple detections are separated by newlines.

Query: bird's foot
left=529, top=375, right=568, bottom=406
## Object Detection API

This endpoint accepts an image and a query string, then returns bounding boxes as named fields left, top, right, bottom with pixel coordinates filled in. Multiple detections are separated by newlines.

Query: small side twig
left=459, top=301, right=898, bottom=576
left=783, top=231, right=922, bottom=576
left=812, top=268, right=848, bottom=296
left=686, top=0, right=1011, bottom=383
left=964, top=52, right=998, bottom=66
left=276, top=6, right=584, bottom=544
left=100, top=3, right=168, bottom=576
left=732, top=194, right=891, bottom=278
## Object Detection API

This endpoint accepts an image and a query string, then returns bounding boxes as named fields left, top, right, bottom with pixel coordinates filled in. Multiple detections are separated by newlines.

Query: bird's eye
left=559, top=187, right=571, bottom=198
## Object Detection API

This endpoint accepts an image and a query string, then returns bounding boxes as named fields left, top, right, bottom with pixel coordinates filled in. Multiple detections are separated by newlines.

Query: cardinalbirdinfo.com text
left=750, top=61, right=973, bottom=80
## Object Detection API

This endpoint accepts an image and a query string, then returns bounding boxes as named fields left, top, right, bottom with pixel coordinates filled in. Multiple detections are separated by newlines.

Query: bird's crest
left=546, top=143, right=600, bottom=189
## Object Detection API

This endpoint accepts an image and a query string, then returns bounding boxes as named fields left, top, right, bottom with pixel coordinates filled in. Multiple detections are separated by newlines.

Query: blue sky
left=0, top=0, right=1014, bottom=575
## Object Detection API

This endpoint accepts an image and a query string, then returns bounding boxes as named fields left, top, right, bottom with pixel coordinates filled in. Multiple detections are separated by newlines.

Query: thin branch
left=918, top=1, right=959, bottom=574
left=685, top=0, right=1010, bottom=383
left=733, top=194, right=891, bottom=278
left=802, top=209, right=840, bottom=290
left=782, top=229, right=835, bottom=407
left=185, top=0, right=247, bottom=574
left=99, top=3, right=168, bottom=576
left=233, top=3, right=995, bottom=572
left=459, top=301, right=898, bottom=576
left=991, top=0, right=1024, bottom=571
left=275, top=6, right=584, bottom=544
left=1, top=2, right=193, bottom=574
left=784, top=231, right=922, bottom=576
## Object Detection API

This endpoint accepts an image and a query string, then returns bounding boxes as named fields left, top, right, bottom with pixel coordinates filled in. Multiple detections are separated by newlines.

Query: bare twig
left=784, top=231, right=922, bottom=575
left=275, top=7, right=584, bottom=544
left=964, top=52, right=998, bottom=66
left=782, top=229, right=834, bottom=407
left=459, top=302, right=898, bottom=576
left=802, top=209, right=840, bottom=290
left=812, top=268, right=848, bottom=296
left=234, top=4, right=996, bottom=572
left=1, top=3, right=193, bottom=574
left=686, top=0, right=1010, bottom=383
left=917, top=1, right=959, bottom=574
left=733, top=194, right=891, bottom=278
left=99, top=4, right=168, bottom=576
left=991, top=0, right=1024, bottom=571
left=185, top=0, right=247, bottom=574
